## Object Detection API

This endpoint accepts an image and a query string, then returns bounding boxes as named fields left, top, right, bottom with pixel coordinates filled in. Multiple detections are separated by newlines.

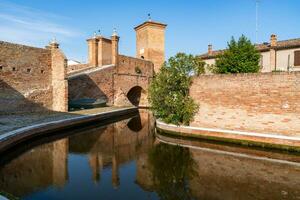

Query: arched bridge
left=68, top=55, right=154, bottom=108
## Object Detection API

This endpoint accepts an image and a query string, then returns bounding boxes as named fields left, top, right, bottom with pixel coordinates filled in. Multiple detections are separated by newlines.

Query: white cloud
left=0, top=0, right=80, bottom=46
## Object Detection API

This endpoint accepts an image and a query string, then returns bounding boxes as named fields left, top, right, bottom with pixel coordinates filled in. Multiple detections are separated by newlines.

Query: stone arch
left=126, top=86, right=147, bottom=107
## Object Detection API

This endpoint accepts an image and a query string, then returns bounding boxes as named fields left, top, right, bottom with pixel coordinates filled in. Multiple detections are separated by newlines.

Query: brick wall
left=68, top=65, right=116, bottom=105
left=114, top=55, right=154, bottom=106
left=68, top=55, right=154, bottom=107
left=51, top=48, right=68, bottom=112
left=0, top=41, right=53, bottom=114
left=117, top=55, right=154, bottom=77
left=67, top=64, right=91, bottom=74
left=0, top=41, right=67, bottom=114
left=190, top=72, right=300, bottom=135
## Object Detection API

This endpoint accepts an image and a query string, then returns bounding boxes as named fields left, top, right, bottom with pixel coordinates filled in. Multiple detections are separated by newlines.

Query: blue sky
left=0, top=0, right=299, bottom=62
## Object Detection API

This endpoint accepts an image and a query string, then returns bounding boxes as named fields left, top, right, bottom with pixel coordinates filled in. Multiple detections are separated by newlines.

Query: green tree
left=149, top=53, right=204, bottom=125
left=148, top=143, right=197, bottom=200
left=214, top=35, right=260, bottom=73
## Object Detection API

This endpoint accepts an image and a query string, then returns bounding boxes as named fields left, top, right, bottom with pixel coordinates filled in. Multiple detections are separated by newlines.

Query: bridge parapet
left=117, top=55, right=154, bottom=77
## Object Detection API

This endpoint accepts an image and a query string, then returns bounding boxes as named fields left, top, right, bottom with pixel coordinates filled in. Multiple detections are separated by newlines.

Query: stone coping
left=68, top=64, right=114, bottom=79
left=156, top=120, right=300, bottom=152
left=156, top=134, right=300, bottom=167
left=0, top=107, right=137, bottom=154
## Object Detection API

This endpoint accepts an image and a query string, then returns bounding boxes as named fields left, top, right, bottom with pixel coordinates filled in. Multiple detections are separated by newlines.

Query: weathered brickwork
left=68, top=54, right=154, bottom=107
left=135, top=21, right=167, bottom=73
left=68, top=65, right=116, bottom=105
left=0, top=41, right=67, bottom=114
left=117, top=55, right=154, bottom=77
left=113, top=74, right=150, bottom=107
left=67, top=63, right=90, bottom=74
left=67, top=20, right=162, bottom=108
left=0, top=41, right=52, bottom=113
left=190, top=72, right=300, bottom=135
left=51, top=48, right=68, bottom=112
left=114, top=55, right=153, bottom=106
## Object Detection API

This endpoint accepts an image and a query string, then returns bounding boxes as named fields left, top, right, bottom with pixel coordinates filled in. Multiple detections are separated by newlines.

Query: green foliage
left=148, top=143, right=197, bottom=200
left=0, top=191, right=19, bottom=200
left=135, top=66, right=142, bottom=74
left=149, top=53, right=204, bottom=125
left=214, top=35, right=260, bottom=73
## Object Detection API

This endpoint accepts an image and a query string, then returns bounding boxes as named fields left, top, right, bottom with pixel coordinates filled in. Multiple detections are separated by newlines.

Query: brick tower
left=134, top=18, right=167, bottom=73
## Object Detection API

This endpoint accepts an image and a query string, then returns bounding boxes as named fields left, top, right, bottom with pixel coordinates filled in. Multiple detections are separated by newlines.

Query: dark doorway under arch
left=127, top=86, right=143, bottom=107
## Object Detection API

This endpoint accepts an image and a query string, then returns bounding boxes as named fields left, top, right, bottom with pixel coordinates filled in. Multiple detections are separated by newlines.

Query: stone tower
left=87, top=32, right=118, bottom=67
left=134, top=20, right=167, bottom=73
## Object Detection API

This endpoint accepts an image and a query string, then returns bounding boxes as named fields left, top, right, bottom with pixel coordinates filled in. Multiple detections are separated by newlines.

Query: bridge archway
left=127, top=115, right=143, bottom=132
left=127, top=86, right=146, bottom=107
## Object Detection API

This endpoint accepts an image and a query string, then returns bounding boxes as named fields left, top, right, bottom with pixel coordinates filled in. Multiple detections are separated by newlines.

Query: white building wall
left=276, top=48, right=300, bottom=71
left=203, top=47, right=300, bottom=73
left=260, top=51, right=271, bottom=72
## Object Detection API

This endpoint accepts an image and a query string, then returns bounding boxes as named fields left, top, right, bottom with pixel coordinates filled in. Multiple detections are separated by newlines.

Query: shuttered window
left=295, top=51, right=300, bottom=66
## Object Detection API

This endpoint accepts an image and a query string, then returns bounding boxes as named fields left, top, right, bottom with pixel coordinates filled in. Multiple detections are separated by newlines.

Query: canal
left=0, top=110, right=300, bottom=199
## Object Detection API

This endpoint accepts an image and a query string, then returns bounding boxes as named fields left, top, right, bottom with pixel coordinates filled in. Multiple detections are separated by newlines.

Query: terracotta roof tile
left=199, top=38, right=300, bottom=59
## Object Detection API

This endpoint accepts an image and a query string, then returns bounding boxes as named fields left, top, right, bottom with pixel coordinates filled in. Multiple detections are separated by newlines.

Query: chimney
left=270, top=34, right=277, bottom=47
left=208, top=44, right=213, bottom=56
left=111, top=28, right=119, bottom=65
left=87, top=34, right=99, bottom=67
left=270, top=34, right=277, bottom=71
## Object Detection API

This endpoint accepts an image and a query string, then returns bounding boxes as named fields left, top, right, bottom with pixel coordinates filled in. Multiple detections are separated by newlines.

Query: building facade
left=199, top=35, right=300, bottom=73
left=68, top=19, right=167, bottom=108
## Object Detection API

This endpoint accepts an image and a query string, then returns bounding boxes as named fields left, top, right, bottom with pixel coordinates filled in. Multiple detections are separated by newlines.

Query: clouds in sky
left=0, top=0, right=80, bottom=47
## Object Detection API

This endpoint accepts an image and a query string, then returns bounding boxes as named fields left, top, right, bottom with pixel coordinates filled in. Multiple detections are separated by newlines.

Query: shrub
left=149, top=53, right=204, bottom=125
left=135, top=66, right=142, bottom=74
left=214, top=35, right=260, bottom=73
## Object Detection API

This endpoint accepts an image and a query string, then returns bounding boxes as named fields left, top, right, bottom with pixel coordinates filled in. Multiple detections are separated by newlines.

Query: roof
left=199, top=38, right=300, bottom=59
left=134, top=21, right=167, bottom=31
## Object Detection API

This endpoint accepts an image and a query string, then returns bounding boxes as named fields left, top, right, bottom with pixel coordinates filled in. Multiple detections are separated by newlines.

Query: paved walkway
left=0, top=107, right=130, bottom=136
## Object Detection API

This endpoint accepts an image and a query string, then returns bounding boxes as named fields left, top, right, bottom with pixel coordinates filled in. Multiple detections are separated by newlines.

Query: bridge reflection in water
left=0, top=110, right=300, bottom=200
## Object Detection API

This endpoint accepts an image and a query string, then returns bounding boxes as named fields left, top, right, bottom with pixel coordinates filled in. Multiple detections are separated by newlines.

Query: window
left=294, top=51, right=300, bottom=67
left=27, top=68, right=31, bottom=73
left=12, top=67, right=16, bottom=71
left=0, top=66, right=2, bottom=71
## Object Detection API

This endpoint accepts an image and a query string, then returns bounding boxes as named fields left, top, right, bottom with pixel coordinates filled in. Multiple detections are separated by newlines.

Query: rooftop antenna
left=255, top=0, right=259, bottom=44
left=112, top=28, right=117, bottom=36
left=148, top=13, right=152, bottom=22
left=51, top=37, right=57, bottom=44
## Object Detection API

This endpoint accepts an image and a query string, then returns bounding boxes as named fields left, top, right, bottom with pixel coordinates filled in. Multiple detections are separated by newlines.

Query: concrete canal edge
left=0, top=107, right=138, bottom=154
left=156, top=120, right=300, bottom=152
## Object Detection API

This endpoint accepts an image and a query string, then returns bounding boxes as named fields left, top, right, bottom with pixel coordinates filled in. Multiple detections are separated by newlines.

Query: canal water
left=0, top=111, right=300, bottom=200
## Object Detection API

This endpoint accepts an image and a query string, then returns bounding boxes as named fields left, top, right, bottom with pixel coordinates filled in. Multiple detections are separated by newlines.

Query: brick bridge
left=68, top=56, right=154, bottom=107
left=68, top=20, right=167, bottom=108
left=0, top=20, right=166, bottom=114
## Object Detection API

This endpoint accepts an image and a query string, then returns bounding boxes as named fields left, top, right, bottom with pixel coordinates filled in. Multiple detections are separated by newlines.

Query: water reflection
left=0, top=139, right=68, bottom=196
left=148, top=143, right=197, bottom=200
left=0, top=110, right=300, bottom=200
